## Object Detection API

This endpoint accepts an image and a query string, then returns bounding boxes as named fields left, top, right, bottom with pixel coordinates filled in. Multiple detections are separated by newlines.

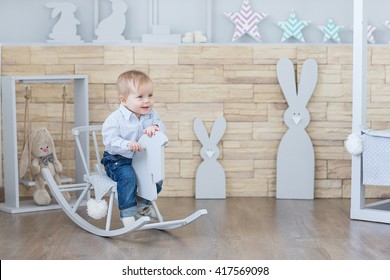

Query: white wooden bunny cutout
left=276, top=58, right=318, bottom=199
left=94, top=0, right=128, bottom=41
left=46, top=2, right=82, bottom=42
left=194, top=117, right=227, bottom=199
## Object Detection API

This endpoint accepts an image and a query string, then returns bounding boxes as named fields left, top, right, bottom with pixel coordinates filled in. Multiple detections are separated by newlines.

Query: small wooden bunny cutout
left=276, top=58, right=318, bottom=199
left=194, top=117, right=227, bottom=199
left=46, top=2, right=82, bottom=42
left=94, top=0, right=128, bottom=41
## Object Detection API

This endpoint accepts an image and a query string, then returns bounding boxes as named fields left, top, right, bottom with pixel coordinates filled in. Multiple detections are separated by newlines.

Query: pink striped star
left=225, top=0, right=267, bottom=42
left=367, top=25, right=377, bottom=44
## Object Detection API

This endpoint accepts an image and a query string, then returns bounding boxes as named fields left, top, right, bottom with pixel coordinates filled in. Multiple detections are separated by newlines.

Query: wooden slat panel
left=2, top=45, right=389, bottom=199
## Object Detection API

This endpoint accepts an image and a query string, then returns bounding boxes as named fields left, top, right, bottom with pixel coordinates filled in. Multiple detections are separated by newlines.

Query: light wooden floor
left=1, top=197, right=390, bottom=260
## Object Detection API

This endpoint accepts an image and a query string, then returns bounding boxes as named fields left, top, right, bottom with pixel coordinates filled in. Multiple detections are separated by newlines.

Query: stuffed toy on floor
left=19, top=128, right=70, bottom=205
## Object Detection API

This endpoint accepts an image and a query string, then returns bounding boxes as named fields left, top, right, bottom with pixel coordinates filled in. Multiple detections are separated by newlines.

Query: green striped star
left=318, top=18, right=343, bottom=43
left=275, top=9, right=310, bottom=43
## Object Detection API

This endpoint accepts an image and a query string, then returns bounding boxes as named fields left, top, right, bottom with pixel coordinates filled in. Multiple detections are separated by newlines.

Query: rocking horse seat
left=361, top=129, right=390, bottom=186
left=84, top=173, right=116, bottom=202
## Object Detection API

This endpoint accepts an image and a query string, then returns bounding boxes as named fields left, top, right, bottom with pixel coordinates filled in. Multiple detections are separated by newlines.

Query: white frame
left=0, top=75, right=89, bottom=213
left=351, top=0, right=390, bottom=223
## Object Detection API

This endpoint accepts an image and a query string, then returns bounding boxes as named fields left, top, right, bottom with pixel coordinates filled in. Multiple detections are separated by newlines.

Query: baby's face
left=121, top=81, right=154, bottom=118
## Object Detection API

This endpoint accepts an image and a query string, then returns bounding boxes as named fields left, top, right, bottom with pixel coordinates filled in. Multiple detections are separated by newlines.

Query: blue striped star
left=318, top=18, right=343, bottom=43
left=275, top=10, right=310, bottom=43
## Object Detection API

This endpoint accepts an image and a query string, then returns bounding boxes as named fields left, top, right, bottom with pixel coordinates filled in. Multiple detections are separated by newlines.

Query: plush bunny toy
left=194, top=117, right=227, bottom=199
left=19, top=128, right=70, bottom=205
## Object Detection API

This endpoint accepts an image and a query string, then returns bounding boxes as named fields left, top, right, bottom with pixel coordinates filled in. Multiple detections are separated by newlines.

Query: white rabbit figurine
left=194, top=117, right=227, bottom=199
left=46, top=2, right=82, bottom=42
left=94, top=0, right=128, bottom=41
left=276, top=58, right=318, bottom=199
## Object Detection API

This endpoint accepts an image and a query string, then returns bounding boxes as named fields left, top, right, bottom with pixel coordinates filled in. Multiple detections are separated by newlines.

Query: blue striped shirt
left=102, top=104, right=166, bottom=158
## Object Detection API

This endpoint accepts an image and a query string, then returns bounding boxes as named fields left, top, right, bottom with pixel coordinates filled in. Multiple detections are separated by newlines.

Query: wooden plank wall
left=1, top=44, right=390, bottom=199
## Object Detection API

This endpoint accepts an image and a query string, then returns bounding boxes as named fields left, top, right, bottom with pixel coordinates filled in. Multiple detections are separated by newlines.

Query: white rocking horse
left=42, top=125, right=207, bottom=237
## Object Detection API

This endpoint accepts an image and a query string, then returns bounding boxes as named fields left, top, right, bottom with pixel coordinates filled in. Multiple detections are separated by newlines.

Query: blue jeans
left=101, top=151, right=163, bottom=218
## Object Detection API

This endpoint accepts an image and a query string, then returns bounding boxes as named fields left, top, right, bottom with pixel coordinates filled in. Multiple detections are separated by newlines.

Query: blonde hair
left=116, top=70, right=152, bottom=98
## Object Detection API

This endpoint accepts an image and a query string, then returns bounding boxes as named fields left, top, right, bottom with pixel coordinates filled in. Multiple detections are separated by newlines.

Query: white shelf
left=0, top=199, right=64, bottom=213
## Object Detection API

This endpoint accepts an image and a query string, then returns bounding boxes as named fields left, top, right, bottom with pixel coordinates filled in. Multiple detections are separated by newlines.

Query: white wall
left=0, top=0, right=389, bottom=44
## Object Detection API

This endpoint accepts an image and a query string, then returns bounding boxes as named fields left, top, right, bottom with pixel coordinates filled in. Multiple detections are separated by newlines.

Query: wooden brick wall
left=1, top=44, right=390, bottom=199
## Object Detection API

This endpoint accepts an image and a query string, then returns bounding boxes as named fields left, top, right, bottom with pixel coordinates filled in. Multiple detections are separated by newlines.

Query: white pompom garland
left=86, top=198, right=108, bottom=219
left=345, top=133, right=363, bottom=155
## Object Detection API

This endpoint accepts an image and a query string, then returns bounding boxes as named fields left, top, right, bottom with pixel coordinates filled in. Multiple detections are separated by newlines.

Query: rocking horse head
left=132, top=132, right=169, bottom=202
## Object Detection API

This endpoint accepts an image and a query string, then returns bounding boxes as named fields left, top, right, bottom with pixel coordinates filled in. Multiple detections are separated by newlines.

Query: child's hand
left=144, top=125, right=160, bottom=137
left=128, top=141, right=142, bottom=152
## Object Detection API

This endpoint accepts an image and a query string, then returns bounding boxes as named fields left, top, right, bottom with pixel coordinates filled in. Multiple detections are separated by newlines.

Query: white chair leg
left=151, top=200, right=164, bottom=222
left=105, top=190, right=115, bottom=231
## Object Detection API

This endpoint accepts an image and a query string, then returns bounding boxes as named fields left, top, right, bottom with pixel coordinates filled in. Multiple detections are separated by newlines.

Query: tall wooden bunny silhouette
left=276, top=58, right=318, bottom=199
left=194, top=117, right=227, bottom=199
